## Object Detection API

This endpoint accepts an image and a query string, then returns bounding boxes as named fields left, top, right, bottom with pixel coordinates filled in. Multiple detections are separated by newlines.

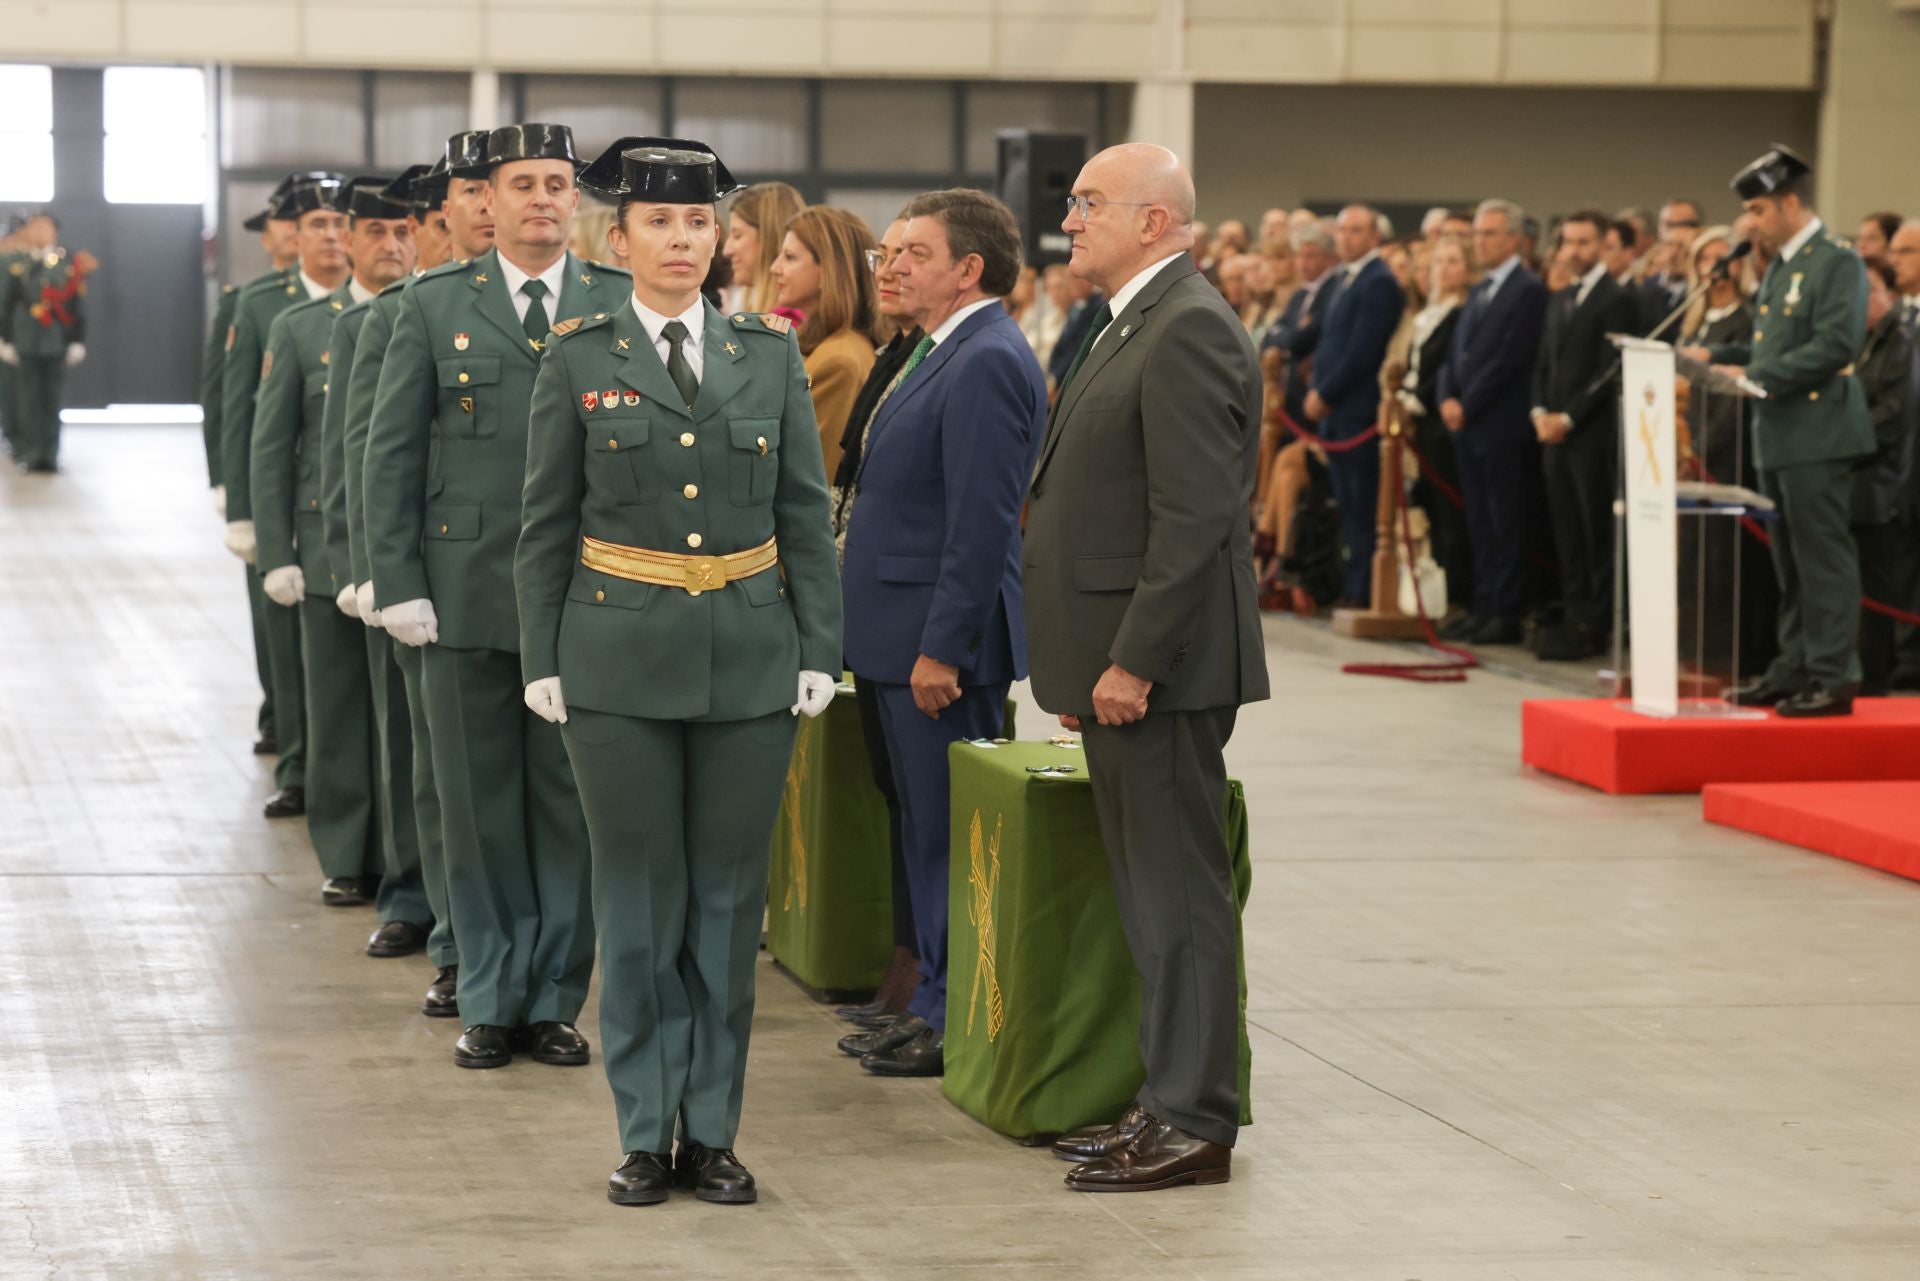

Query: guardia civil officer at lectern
left=514, top=138, right=841, bottom=1207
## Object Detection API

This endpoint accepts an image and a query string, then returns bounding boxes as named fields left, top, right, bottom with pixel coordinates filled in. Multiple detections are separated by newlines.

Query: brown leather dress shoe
left=1064, top=1116, right=1231, bottom=1193
left=1052, top=1102, right=1150, bottom=1162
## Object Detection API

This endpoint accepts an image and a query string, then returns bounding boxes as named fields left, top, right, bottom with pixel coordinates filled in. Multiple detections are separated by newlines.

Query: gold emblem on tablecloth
left=779, top=724, right=814, bottom=912
left=965, top=809, right=1005, bottom=1042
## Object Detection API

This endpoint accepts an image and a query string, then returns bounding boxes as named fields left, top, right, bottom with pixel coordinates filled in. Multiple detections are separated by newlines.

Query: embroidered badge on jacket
left=600, top=389, right=618, bottom=409
left=581, top=392, right=597, bottom=413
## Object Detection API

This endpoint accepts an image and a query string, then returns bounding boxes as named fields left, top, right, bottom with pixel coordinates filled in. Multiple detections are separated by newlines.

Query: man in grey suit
left=1024, top=143, right=1270, bottom=1193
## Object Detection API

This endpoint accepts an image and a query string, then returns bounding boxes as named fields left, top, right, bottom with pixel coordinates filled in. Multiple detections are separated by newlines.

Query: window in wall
left=104, top=67, right=209, bottom=204
left=0, top=65, right=54, bottom=203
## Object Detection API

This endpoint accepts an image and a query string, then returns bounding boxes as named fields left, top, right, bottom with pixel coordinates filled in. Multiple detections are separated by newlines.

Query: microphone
left=1710, top=240, right=1753, bottom=279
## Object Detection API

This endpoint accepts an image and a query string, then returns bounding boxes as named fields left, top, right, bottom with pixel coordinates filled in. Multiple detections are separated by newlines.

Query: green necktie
left=894, top=334, right=934, bottom=390
left=1056, top=302, right=1113, bottom=395
left=521, top=278, right=550, bottom=350
left=661, top=319, right=699, bottom=410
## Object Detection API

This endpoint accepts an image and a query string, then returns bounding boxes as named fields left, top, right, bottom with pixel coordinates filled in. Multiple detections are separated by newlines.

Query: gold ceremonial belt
left=581, top=534, right=778, bottom=596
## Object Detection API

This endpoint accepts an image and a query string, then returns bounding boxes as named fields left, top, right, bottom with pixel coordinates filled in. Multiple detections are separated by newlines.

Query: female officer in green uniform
left=514, top=138, right=841, bottom=1206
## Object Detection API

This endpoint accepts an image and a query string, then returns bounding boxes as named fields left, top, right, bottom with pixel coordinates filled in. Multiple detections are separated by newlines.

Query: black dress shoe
left=1052, top=1103, right=1151, bottom=1162
left=253, top=728, right=278, bottom=756
left=847, top=1010, right=898, bottom=1032
left=861, top=1026, right=943, bottom=1077
left=1726, top=676, right=1803, bottom=707
left=264, top=785, right=305, bottom=818
left=1889, top=663, right=1920, bottom=692
left=835, top=997, right=890, bottom=1022
left=453, top=1024, right=512, bottom=1069
left=675, top=1141, right=757, bottom=1204
left=422, top=966, right=459, bottom=1018
left=366, top=919, right=428, bottom=956
left=1466, top=615, right=1523, bottom=645
left=1777, top=683, right=1858, bottom=719
left=1065, top=1115, right=1232, bottom=1193
left=321, top=877, right=371, bottom=907
left=838, top=1013, right=925, bottom=1058
left=527, top=1020, right=590, bottom=1066
left=608, top=1151, right=674, bottom=1206
left=1438, top=613, right=1481, bottom=642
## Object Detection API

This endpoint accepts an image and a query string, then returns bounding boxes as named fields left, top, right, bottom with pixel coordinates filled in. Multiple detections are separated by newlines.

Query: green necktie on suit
left=894, top=333, right=935, bottom=390
left=1056, top=302, right=1113, bottom=395
left=661, top=319, right=700, bottom=410
left=521, top=279, right=550, bottom=349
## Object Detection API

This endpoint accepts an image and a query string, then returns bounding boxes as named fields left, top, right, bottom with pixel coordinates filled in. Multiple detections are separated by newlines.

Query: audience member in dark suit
left=1850, top=257, right=1916, bottom=694
left=1639, top=198, right=1704, bottom=337
left=1887, top=222, right=1920, bottom=690
left=1259, top=224, right=1338, bottom=428
left=838, top=189, right=1047, bottom=1079
left=1047, top=274, right=1105, bottom=395
left=1398, top=236, right=1472, bottom=611
left=1304, top=205, right=1405, bottom=604
left=1436, top=198, right=1549, bottom=644
left=1529, top=210, right=1642, bottom=657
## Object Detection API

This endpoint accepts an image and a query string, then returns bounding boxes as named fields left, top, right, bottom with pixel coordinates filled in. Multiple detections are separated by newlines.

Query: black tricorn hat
left=1731, top=145, right=1812, bottom=201
left=345, top=176, right=411, bottom=221
left=578, top=136, right=742, bottom=204
left=271, top=173, right=347, bottom=220
left=381, top=164, right=439, bottom=214
left=444, top=129, right=492, bottom=179
left=242, top=208, right=271, bottom=233
left=248, top=169, right=338, bottom=229
left=483, top=123, right=583, bottom=172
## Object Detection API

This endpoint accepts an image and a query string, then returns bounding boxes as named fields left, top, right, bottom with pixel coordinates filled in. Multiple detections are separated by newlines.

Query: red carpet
left=1704, top=782, right=1920, bottom=882
left=1521, top=698, right=1920, bottom=795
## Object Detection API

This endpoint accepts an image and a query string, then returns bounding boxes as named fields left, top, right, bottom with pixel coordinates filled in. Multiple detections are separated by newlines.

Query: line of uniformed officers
left=203, top=127, right=841, bottom=1206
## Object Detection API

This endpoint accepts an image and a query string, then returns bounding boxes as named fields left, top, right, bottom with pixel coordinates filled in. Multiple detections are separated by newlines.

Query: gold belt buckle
left=684, top=555, right=728, bottom=595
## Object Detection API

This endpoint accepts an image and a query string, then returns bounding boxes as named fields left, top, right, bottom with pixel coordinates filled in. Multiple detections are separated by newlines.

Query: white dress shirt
left=1093, top=252, right=1185, bottom=352
left=497, top=252, right=570, bottom=324
left=347, top=278, right=376, bottom=305
left=1777, top=216, right=1823, bottom=266
left=629, top=294, right=706, bottom=381
left=297, top=270, right=332, bottom=301
left=929, top=296, right=1003, bottom=348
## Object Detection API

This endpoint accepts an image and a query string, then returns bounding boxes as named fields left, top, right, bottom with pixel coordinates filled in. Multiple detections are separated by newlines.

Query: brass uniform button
left=687, top=533, right=703, bottom=549
left=757, top=436, right=768, bottom=456
left=1760, top=304, right=1770, bottom=315
left=440, top=523, right=449, bottom=534
left=680, top=432, right=695, bottom=447
left=683, top=484, right=698, bottom=499
left=458, top=372, right=470, bottom=383
left=1810, top=391, right=1820, bottom=401
left=309, top=499, right=318, bottom=509
left=1754, top=331, right=1764, bottom=341
left=595, top=589, right=605, bottom=602
left=608, top=439, right=618, bottom=450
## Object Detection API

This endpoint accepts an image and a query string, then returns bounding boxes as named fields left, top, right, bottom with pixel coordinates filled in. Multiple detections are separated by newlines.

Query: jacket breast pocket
left=587, top=417, right=654, bottom=505
left=303, top=369, right=330, bottom=414
left=568, top=569, right=655, bottom=612
left=1073, top=553, right=1144, bottom=593
left=728, top=417, right=780, bottom=507
left=437, top=355, right=501, bottom=439
left=424, top=500, right=480, bottom=543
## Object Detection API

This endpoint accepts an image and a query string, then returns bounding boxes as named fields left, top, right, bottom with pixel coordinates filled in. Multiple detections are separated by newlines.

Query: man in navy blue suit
left=1259, top=223, right=1338, bottom=428
left=1436, top=197, right=1549, bottom=644
left=1304, top=205, right=1405, bottom=604
left=838, top=188, right=1046, bottom=1079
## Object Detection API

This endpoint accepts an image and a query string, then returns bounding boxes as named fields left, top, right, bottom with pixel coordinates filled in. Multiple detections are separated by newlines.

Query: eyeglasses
left=865, top=247, right=900, bottom=272
left=1064, top=195, right=1152, bottom=221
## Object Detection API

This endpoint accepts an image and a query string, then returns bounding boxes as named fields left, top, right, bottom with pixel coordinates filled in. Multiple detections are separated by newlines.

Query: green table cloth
left=942, top=738, right=1253, bottom=1141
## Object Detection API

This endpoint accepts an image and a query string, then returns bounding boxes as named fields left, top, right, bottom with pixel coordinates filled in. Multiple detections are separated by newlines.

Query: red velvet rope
left=1276, top=405, right=1381, bottom=453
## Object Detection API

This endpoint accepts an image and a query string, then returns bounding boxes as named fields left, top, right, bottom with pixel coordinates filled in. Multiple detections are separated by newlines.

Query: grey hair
left=1291, top=223, right=1334, bottom=253
left=1475, top=197, right=1525, bottom=232
left=1421, top=206, right=1449, bottom=233
left=1375, top=212, right=1394, bottom=239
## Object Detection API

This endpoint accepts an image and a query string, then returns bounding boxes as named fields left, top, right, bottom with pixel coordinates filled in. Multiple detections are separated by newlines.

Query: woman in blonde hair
left=570, top=202, right=626, bottom=268
left=770, top=206, right=881, bottom=476
left=723, top=181, right=805, bottom=314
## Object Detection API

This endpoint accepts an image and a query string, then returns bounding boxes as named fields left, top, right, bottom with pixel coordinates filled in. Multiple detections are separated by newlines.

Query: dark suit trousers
left=1411, top=413, right=1473, bottom=608
left=853, top=674, right=914, bottom=953
left=1853, top=521, right=1920, bottom=690
left=1081, top=707, right=1241, bottom=1149
left=1325, top=434, right=1380, bottom=602
left=1541, top=423, right=1616, bottom=628
left=1456, top=428, right=1530, bottom=621
left=871, top=681, right=1010, bottom=1031
left=1761, top=460, right=1863, bottom=689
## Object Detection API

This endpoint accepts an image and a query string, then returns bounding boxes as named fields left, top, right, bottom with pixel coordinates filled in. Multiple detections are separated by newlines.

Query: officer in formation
left=364, top=124, right=628, bottom=1071
left=515, top=136, right=838, bottom=1206
left=1700, top=146, right=1873, bottom=718
left=224, top=173, right=352, bottom=820
left=1, top=210, right=91, bottom=473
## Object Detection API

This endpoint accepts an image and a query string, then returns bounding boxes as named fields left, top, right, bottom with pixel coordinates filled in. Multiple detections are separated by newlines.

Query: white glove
left=383, top=597, right=439, bottom=647
left=0, top=341, right=18, bottom=367
left=793, top=669, right=836, bottom=719
left=335, top=584, right=360, bottom=618
left=224, top=519, right=257, bottom=564
left=355, top=582, right=379, bottom=628
left=263, top=565, right=305, bottom=607
left=65, top=343, right=85, bottom=367
left=524, top=676, right=568, bottom=725
left=212, top=484, right=227, bottom=519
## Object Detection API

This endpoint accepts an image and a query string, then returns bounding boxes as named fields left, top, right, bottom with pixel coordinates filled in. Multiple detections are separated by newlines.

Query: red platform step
left=1521, top=698, right=1920, bottom=795
left=1704, top=782, right=1920, bottom=883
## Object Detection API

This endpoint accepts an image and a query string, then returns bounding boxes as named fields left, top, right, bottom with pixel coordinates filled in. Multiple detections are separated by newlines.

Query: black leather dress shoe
left=422, top=966, right=458, bottom=1018
left=1727, top=676, right=1803, bottom=707
left=366, top=919, right=428, bottom=956
left=253, top=728, right=278, bottom=756
left=861, top=1026, right=943, bottom=1077
left=608, top=1151, right=674, bottom=1206
left=1065, top=1116, right=1232, bottom=1193
left=1466, top=615, right=1523, bottom=645
left=321, top=877, right=371, bottom=907
left=1438, top=613, right=1481, bottom=642
left=836, top=997, right=889, bottom=1022
left=676, top=1141, right=757, bottom=1204
left=838, top=1013, right=925, bottom=1058
left=1052, top=1103, right=1150, bottom=1162
left=1777, top=683, right=1858, bottom=719
left=527, top=1021, right=590, bottom=1066
left=847, top=1010, right=898, bottom=1032
left=264, top=785, right=305, bottom=818
left=453, top=1024, right=512, bottom=1069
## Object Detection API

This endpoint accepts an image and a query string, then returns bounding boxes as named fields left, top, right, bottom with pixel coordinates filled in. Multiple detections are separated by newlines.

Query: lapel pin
left=581, top=392, right=597, bottom=413
left=1120, top=324, right=1132, bottom=338
left=616, top=338, right=631, bottom=350
left=580, top=274, right=593, bottom=286
left=724, top=341, right=740, bottom=356
left=454, top=333, right=469, bottom=351
left=474, top=273, right=488, bottom=284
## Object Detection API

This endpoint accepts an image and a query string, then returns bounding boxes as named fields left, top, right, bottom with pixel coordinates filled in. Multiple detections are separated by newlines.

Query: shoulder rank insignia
left=756, top=312, right=794, bottom=336
left=261, top=351, right=273, bottom=380
left=223, top=284, right=238, bottom=295
left=9, top=262, right=23, bottom=277
left=550, top=316, right=586, bottom=338
left=225, top=325, right=236, bottom=352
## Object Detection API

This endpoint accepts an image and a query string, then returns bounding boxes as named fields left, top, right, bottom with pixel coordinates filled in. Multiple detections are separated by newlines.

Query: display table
left=941, top=739, right=1253, bottom=1142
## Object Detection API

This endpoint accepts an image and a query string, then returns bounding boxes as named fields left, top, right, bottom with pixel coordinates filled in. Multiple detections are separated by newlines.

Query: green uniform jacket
left=200, top=283, right=244, bottom=486
left=363, top=249, right=632, bottom=652
left=252, top=284, right=352, bottom=592
left=1, top=249, right=87, bottom=356
left=515, top=300, right=842, bottom=721
left=1708, top=224, right=1873, bottom=471
left=321, top=297, right=369, bottom=593
left=224, top=271, right=315, bottom=522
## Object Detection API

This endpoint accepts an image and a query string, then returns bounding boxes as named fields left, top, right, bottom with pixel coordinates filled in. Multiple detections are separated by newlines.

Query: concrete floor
left=4, top=425, right=1919, bottom=1280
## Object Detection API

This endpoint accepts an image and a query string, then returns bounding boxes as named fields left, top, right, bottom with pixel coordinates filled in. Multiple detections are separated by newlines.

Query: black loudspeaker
left=996, top=130, right=1087, bottom=268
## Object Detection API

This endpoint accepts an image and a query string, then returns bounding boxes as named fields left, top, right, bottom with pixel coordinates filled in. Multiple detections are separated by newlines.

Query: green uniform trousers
left=12, top=355, right=64, bottom=469
left=420, top=644, right=594, bottom=1028
left=564, top=706, right=797, bottom=1156
left=1760, top=458, right=1864, bottom=689
left=393, top=641, right=456, bottom=968
left=261, top=580, right=305, bottom=790
left=367, top=628, right=430, bottom=927
left=0, top=360, right=16, bottom=456
left=244, top=567, right=275, bottom=740
left=298, top=599, right=379, bottom=882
